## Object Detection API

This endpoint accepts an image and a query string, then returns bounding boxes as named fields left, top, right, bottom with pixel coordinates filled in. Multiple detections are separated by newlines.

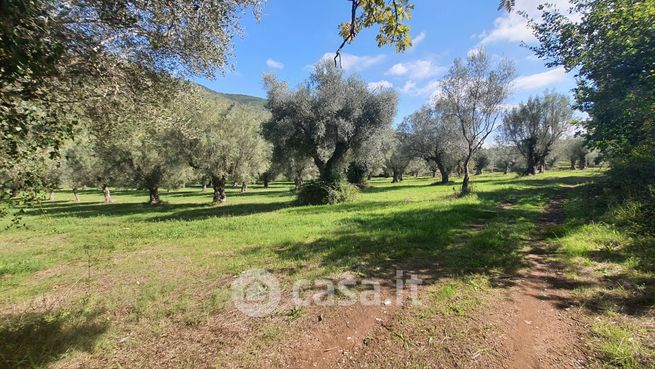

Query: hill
left=198, top=85, right=266, bottom=109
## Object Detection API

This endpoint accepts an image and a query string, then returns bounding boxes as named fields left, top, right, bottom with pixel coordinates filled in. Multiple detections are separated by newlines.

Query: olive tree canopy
left=437, top=49, right=514, bottom=194
left=500, top=92, right=573, bottom=175
left=263, top=62, right=398, bottom=185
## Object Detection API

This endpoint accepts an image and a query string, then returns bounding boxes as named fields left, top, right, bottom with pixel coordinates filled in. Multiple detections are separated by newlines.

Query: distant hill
left=198, top=85, right=267, bottom=109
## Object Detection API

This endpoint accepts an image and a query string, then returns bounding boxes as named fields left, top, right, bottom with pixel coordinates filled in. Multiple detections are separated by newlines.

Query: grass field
left=1, top=169, right=652, bottom=368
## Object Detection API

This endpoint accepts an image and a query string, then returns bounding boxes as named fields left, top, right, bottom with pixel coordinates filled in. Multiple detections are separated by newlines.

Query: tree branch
left=335, top=0, right=359, bottom=67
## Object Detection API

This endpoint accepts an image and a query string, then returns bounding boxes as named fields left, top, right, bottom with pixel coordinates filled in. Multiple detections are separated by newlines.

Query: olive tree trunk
left=314, top=142, right=348, bottom=185
left=436, top=162, right=449, bottom=184
left=148, top=187, right=161, bottom=205
left=211, top=175, right=226, bottom=203
left=461, top=155, right=472, bottom=195
left=392, top=170, right=402, bottom=183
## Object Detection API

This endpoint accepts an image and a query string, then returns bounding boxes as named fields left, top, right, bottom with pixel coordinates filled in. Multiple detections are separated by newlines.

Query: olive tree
left=382, top=129, right=413, bottom=183
left=227, top=108, right=272, bottom=193
left=474, top=149, right=491, bottom=175
left=60, top=133, right=102, bottom=202
left=400, top=106, right=463, bottom=184
left=263, top=62, right=397, bottom=190
left=1, top=0, right=262, bottom=199
left=173, top=89, right=271, bottom=203
left=500, top=93, right=573, bottom=175
left=490, top=144, right=521, bottom=175
left=560, top=138, right=590, bottom=170
left=437, top=49, right=514, bottom=194
left=91, top=83, right=190, bottom=204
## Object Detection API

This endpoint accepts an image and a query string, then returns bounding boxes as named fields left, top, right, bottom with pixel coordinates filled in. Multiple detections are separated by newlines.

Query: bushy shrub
left=297, top=181, right=358, bottom=205
left=597, top=151, right=655, bottom=236
left=346, top=162, right=369, bottom=187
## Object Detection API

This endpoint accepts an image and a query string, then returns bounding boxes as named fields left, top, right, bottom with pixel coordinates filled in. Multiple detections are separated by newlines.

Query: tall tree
left=263, top=62, right=397, bottom=187
left=0, top=0, right=261, bottom=199
left=500, top=92, right=573, bottom=175
left=437, top=49, right=515, bottom=194
left=91, top=81, right=189, bottom=204
left=383, top=130, right=413, bottom=183
left=174, top=88, right=270, bottom=203
left=401, top=106, right=463, bottom=184
left=531, top=0, right=655, bottom=181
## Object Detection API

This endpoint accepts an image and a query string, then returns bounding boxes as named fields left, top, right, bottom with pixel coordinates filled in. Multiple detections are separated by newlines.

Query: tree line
left=5, top=48, right=597, bottom=207
left=1, top=0, right=652, bottom=223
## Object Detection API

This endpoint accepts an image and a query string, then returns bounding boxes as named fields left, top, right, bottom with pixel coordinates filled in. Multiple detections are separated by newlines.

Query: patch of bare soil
left=265, top=191, right=589, bottom=369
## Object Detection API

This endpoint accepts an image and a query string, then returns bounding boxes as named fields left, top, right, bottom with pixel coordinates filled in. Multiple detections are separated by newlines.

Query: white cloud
left=385, top=59, right=446, bottom=80
left=367, top=80, right=393, bottom=91
left=318, top=52, right=386, bottom=71
left=417, top=80, right=441, bottom=98
left=399, top=80, right=441, bottom=98
left=478, top=0, right=574, bottom=45
left=266, top=58, right=284, bottom=69
left=400, top=81, right=417, bottom=94
left=479, top=11, right=535, bottom=45
left=411, top=32, right=427, bottom=48
left=512, top=66, right=567, bottom=91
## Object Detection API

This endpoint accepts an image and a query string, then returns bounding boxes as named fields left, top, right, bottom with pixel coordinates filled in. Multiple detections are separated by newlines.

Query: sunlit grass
left=0, top=170, right=603, bottom=368
left=552, top=179, right=655, bottom=369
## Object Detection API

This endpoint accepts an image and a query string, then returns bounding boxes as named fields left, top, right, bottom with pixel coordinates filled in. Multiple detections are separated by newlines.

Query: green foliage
left=437, top=49, right=515, bottom=193
left=500, top=92, right=573, bottom=174
left=297, top=180, right=359, bottom=205
left=400, top=105, right=462, bottom=183
left=489, top=144, right=520, bottom=174
left=336, top=1, right=514, bottom=54
left=533, top=0, right=655, bottom=158
left=473, top=149, right=491, bottom=175
left=347, top=161, right=370, bottom=186
left=383, top=129, right=414, bottom=182
left=173, top=86, right=271, bottom=201
left=531, top=0, right=655, bottom=227
left=0, top=0, right=70, bottom=178
left=0, top=0, right=261, bottom=200
left=264, top=61, right=397, bottom=187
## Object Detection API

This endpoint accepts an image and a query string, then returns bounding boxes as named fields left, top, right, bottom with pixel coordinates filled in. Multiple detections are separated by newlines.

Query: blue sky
left=194, top=0, right=576, bottom=124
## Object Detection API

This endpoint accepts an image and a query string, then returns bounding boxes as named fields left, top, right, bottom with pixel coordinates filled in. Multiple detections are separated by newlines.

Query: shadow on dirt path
left=481, top=187, right=588, bottom=369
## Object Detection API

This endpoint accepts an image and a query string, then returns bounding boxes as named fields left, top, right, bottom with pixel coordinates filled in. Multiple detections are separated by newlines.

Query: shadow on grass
left=0, top=309, right=107, bottom=369
left=26, top=199, right=294, bottom=221
left=270, top=200, right=539, bottom=285
left=150, top=200, right=295, bottom=222
left=359, top=183, right=432, bottom=194
left=540, top=181, right=655, bottom=316
left=470, top=174, right=593, bottom=187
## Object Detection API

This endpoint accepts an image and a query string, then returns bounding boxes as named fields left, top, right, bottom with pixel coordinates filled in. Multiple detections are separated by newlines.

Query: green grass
left=550, top=179, right=655, bottom=369
left=0, top=170, right=603, bottom=368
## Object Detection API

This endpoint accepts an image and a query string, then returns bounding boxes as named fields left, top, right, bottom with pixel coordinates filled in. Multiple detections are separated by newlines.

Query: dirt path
left=269, top=191, right=589, bottom=369
left=488, top=191, right=586, bottom=369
